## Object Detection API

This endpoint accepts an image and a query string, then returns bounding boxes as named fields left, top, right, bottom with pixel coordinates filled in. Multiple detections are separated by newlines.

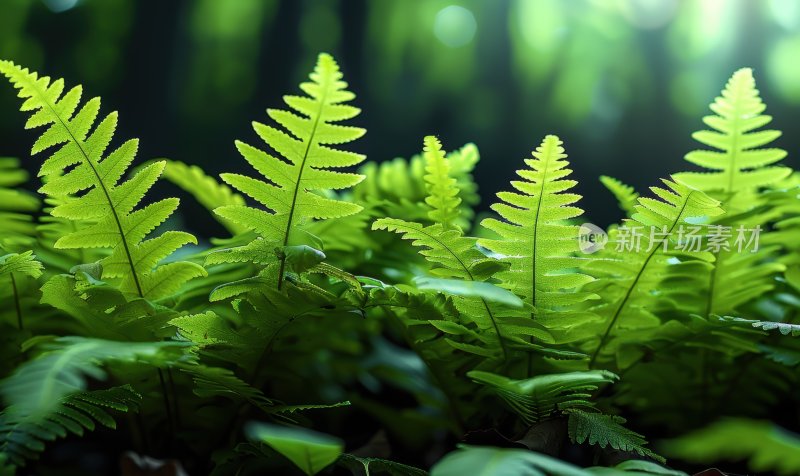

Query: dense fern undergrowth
left=1, top=53, right=800, bottom=475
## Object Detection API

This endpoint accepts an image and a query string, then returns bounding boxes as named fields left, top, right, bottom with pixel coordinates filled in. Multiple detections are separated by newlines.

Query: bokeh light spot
left=767, top=35, right=800, bottom=103
left=434, top=5, right=477, bottom=48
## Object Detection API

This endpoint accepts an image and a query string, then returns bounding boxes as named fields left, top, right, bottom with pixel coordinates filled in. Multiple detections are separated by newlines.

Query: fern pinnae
left=423, top=136, right=461, bottom=230
left=479, top=135, right=594, bottom=313
left=674, top=68, right=790, bottom=200
left=213, top=53, right=366, bottom=288
left=587, top=180, right=723, bottom=368
left=675, top=68, right=789, bottom=319
left=0, top=61, right=205, bottom=300
left=0, top=251, right=43, bottom=330
left=477, top=135, right=596, bottom=374
left=373, top=135, right=511, bottom=361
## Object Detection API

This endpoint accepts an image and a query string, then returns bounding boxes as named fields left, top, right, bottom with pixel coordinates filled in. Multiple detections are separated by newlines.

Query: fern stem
left=10, top=273, right=22, bottom=330
left=589, top=193, right=695, bottom=368
left=387, top=223, right=509, bottom=361
left=26, top=77, right=144, bottom=297
left=527, top=141, right=553, bottom=377
left=157, top=369, right=175, bottom=447
left=277, top=71, right=329, bottom=290
left=167, top=368, right=182, bottom=429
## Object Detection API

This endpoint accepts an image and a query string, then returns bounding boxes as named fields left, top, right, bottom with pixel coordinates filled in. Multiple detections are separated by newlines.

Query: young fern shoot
left=585, top=179, right=723, bottom=367
left=676, top=68, right=788, bottom=317
left=0, top=61, right=206, bottom=300
left=373, top=136, right=513, bottom=362
left=478, top=135, right=596, bottom=374
left=675, top=68, right=790, bottom=205
left=210, top=53, right=366, bottom=288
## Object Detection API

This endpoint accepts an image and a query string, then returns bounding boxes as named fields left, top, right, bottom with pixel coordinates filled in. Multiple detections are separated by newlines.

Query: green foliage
left=479, top=135, right=594, bottom=315
left=0, top=251, right=43, bottom=280
left=0, top=337, right=187, bottom=417
left=468, top=370, right=617, bottom=425
left=662, top=419, right=800, bottom=475
left=245, top=422, right=344, bottom=475
left=585, top=179, right=724, bottom=367
left=431, top=446, right=590, bottom=476
left=566, top=410, right=663, bottom=463
left=0, top=385, right=140, bottom=468
left=0, top=60, right=206, bottom=300
left=0, top=57, right=798, bottom=476
left=160, top=159, right=247, bottom=235
left=212, top=53, right=366, bottom=287
left=674, top=68, right=790, bottom=204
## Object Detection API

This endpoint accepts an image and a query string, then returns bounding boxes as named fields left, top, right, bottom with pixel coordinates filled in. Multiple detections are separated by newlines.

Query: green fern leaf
left=0, top=385, right=140, bottom=468
left=373, top=136, right=524, bottom=361
left=0, top=337, right=187, bottom=419
left=674, top=68, right=790, bottom=203
left=673, top=69, right=788, bottom=318
left=566, top=410, right=664, bottom=463
left=468, top=369, right=617, bottom=425
left=180, top=364, right=275, bottom=413
left=0, top=61, right=206, bottom=300
left=479, top=135, right=595, bottom=318
left=586, top=179, right=723, bottom=367
left=245, top=422, right=344, bottom=476
left=0, top=251, right=43, bottom=280
left=720, top=316, right=800, bottom=336
left=423, top=136, right=462, bottom=229
left=353, top=142, right=481, bottom=229
left=213, top=53, right=365, bottom=287
left=0, top=251, right=43, bottom=330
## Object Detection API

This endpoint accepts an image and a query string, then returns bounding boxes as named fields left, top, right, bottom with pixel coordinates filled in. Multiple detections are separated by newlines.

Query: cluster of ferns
left=0, top=54, right=799, bottom=475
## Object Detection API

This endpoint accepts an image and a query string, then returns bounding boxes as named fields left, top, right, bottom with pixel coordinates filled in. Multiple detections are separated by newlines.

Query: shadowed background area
left=1, top=0, right=798, bottom=235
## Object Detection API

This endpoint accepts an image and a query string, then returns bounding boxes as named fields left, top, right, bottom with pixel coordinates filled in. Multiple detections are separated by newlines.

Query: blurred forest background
left=1, top=0, right=799, bottom=236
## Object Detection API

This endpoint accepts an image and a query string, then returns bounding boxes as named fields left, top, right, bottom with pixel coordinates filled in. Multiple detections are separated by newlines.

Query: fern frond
left=372, top=137, right=521, bottom=362
left=0, top=337, right=188, bottom=420
left=213, top=53, right=365, bottom=287
left=423, top=136, right=461, bottom=230
left=180, top=364, right=275, bottom=413
left=720, top=316, right=800, bottom=336
left=353, top=143, right=481, bottom=229
left=161, top=159, right=247, bottom=235
left=0, top=385, right=140, bottom=468
left=0, top=251, right=43, bottom=330
left=674, top=68, right=790, bottom=205
left=566, top=410, right=664, bottom=463
left=373, top=218, right=517, bottom=361
left=479, top=135, right=595, bottom=317
left=0, top=61, right=206, bottom=300
left=467, top=369, right=617, bottom=425
left=600, top=175, right=639, bottom=216
left=586, top=179, right=724, bottom=367
left=0, top=251, right=43, bottom=280
left=0, top=158, right=39, bottom=249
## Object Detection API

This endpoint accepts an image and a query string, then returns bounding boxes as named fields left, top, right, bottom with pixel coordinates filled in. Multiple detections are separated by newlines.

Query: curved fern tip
left=316, top=52, right=339, bottom=71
